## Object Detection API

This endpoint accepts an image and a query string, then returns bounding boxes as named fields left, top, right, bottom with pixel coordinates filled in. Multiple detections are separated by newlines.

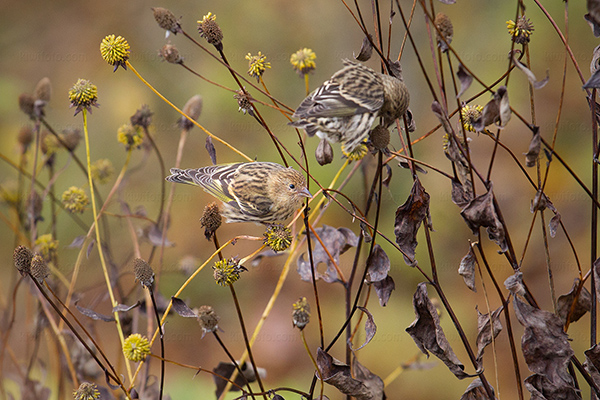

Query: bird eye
left=288, top=183, right=296, bottom=190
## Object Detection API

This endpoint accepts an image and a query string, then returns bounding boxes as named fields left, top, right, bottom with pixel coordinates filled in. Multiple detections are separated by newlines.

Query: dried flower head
left=34, top=234, right=58, bottom=261
left=31, top=254, right=50, bottom=282
left=61, top=187, right=89, bottom=214
left=117, top=124, right=144, bottom=150
left=197, top=305, right=220, bottom=337
left=19, top=93, right=35, bottom=118
left=179, top=95, right=203, bottom=130
left=342, top=141, right=368, bottom=161
left=213, top=259, right=244, bottom=286
left=159, top=43, right=183, bottom=64
left=290, top=48, right=316, bottom=76
left=434, top=13, right=453, bottom=52
left=18, top=125, right=34, bottom=152
left=91, top=159, right=114, bottom=184
left=369, top=125, right=390, bottom=151
left=73, top=382, right=100, bottom=400
left=152, top=7, right=182, bottom=34
left=198, top=12, right=223, bottom=49
left=246, top=52, right=271, bottom=82
left=233, top=89, right=254, bottom=116
left=68, top=79, right=98, bottom=115
left=460, top=104, right=483, bottom=132
left=123, top=333, right=151, bottom=362
left=292, top=297, right=311, bottom=330
left=130, top=104, right=153, bottom=129
left=100, top=34, right=130, bottom=71
left=200, top=202, right=222, bottom=239
left=507, top=16, right=534, bottom=45
left=60, top=128, right=81, bottom=151
left=26, top=190, right=44, bottom=225
left=133, top=258, right=154, bottom=288
left=264, top=224, right=292, bottom=252
left=14, top=245, right=33, bottom=276
left=40, top=130, right=59, bottom=160
left=315, top=138, right=334, bottom=166
left=34, top=77, right=52, bottom=103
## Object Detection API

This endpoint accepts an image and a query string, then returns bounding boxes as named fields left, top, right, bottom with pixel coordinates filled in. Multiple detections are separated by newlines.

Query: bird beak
left=299, top=187, right=312, bottom=198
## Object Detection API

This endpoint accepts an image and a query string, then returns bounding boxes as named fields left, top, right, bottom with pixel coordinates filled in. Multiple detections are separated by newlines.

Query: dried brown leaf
left=557, top=279, right=591, bottom=325
left=526, top=126, right=541, bottom=167
left=461, top=378, right=496, bottom=400
left=354, top=34, right=373, bottom=62
left=372, top=276, right=395, bottom=306
left=205, top=136, right=217, bottom=165
left=213, top=361, right=259, bottom=398
left=349, top=307, right=377, bottom=351
left=366, top=244, right=390, bottom=282
left=460, top=185, right=508, bottom=252
left=456, top=64, right=473, bottom=98
left=475, top=306, right=503, bottom=365
left=511, top=51, right=549, bottom=89
left=584, top=344, right=600, bottom=387
left=171, top=296, right=198, bottom=318
left=431, top=101, right=452, bottom=134
left=458, top=246, right=477, bottom=292
left=406, top=283, right=474, bottom=379
left=75, top=301, right=115, bottom=322
left=394, top=179, right=430, bottom=267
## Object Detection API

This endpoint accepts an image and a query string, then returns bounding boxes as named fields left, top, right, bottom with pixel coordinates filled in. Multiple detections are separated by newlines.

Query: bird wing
left=292, top=60, right=384, bottom=119
left=175, top=163, right=243, bottom=203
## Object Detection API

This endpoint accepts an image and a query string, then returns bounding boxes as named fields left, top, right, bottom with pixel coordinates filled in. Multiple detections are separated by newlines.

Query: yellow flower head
left=91, top=159, right=115, bottom=184
left=342, top=142, right=368, bottom=161
left=213, top=259, right=244, bottom=286
left=460, top=104, right=483, bottom=132
left=100, top=34, right=130, bottom=71
left=290, top=48, right=316, bottom=76
left=68, top=79, right=98, bottom=116
left=73, top=382, right=100, bottom=400
left=123, top=333, right=150, bottom=362
left=246, top=51, right=271, bottom=82
left=198, top=12, right=223, bottom=49
left=264, top=224, right=292, bottom=252
left=507, top=16, right=534, bottom=45
left=61, top=187, right=89, bottom=214
left=34, top=234, right=59, bottom=262
left=117, top=124, right=144, bottom=150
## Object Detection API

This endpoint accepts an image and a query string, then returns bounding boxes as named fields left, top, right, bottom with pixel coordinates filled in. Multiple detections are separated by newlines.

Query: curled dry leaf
left=472, top=86, right=511, bottom=132
left=349, top=307, right=377, bottom=351
left=475, top=306, right=503, bottom=366
left=525, top=126, right=541, bottom=167
left=213, top=361, right=263, bottom=398
left=452, top=178, right=473, bottom=208
left=75, top=301, right=115, bottom=322
left=354, top=34, right=373, bottom=62
left=460, top=184, right=508, bottom=253
left=372, top=276, right=395, bottom=306
left=584, top=344, right=600, bottom=387
left=316, top=348, right=385, bottom=400
left=513, top=297, right=579, bottom=400
left=406, top=283, right=474, bottom=379
left=456, top=64, right=473, bottom=98
left=458, top=246, right=477, bottom=292
left=504, top=271, right=526, bottom=297
left=112, top=302, right=141, bottom=313
left=205, top=136, right=217, bottom=165
left=511, top=50, right=549, bottom=89
left=297, top=225, right=358, bottom=283
left=556, top=279, right=591, bottom=325
left=460, top=378, right=496, bottom=400
left=394, top=179, right=430, bottom=267
left=366, top=244, right=390, bottom=282
left=171, top=296, right=198, bottom=318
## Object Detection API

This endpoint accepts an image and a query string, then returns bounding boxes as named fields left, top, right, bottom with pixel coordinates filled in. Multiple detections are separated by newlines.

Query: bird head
left=380, top=75, right=410, bottom=127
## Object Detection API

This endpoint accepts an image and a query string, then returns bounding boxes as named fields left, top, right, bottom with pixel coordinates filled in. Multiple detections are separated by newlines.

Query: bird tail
left=165, top=168, right=197, bottom=186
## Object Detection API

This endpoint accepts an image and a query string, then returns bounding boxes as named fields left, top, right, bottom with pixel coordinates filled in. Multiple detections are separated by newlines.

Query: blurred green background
left=2, top=0, right=600, bottom=398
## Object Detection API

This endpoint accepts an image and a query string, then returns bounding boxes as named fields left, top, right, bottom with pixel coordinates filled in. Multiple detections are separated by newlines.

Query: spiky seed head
left=133, top=258, right=154, bottom=288
left=264, top=224, right=292, bottom=252
left=179, top=95, right=203, bottom=130
left=34, top=77, right=52, bottom=103
left=290, top=48, right=316, bottom=76
left=18, top=125, right=34, bottom=151
left=100, top=34, right=130, bottom=71
left=19, top=93, right=35, bottom=117
left=60, top=128, right=81, bottom=151
left=117, top=124, right=144, bottom=150
left=31, top=254, right=50, bottom=282
left=292, top=297, right=311, bottom=330
left=342, top=142, right=368, bottom=161
left=197, top=305, right=220, bottom=336
left=315, top=138, right=334, bottom=166
left=507, top=16, right=534, bottom=45
left=370, top=125, right=390, bottom=151
left=246, top=52, right=271, bottom=82
left=200, top=202, right=222, bottom=240
left=91, top=159, right=114, bottom=184
left=123, top=333, right=150, bottom=362
left=14, top=245, right=33, bottom=276
left=152, top=7, right=181, bottom=34
left=434, top=13, right=453, bottom=52
left=159, top=44, right=183, bottom=64
left=197, top=12, right=223, bottom=49
left=130, top=104, right=153, bottom=129
left=460, top=104, right=483, bottom=132
left=73, top=382, right=100, bottom=400
left=213, top=259, right=244, bottom=286
left=68, top=79, right=98, bottom=115
left=234, top=89, right=254, bottom=115
left=61, top=187, right=89, bottom=214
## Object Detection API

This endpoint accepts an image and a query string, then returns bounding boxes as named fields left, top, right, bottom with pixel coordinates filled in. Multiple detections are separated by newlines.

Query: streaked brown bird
left=290, top=59, right=410, bottom=151
left=166, top=162, right=311, bottom=224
